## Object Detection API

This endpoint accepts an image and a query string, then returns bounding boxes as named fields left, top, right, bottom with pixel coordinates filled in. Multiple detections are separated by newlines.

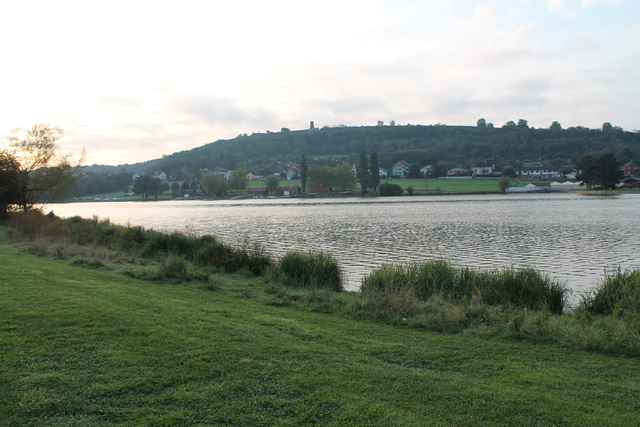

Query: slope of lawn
left=1, top=244, right=638, bottom=426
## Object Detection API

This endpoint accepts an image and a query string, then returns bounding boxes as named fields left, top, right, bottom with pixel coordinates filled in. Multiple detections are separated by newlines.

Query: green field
left=1, top=243, right=638, bottom=426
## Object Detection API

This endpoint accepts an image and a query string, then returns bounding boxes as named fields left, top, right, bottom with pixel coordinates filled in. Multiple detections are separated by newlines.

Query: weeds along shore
left=2, top=210, right=639, bottom=357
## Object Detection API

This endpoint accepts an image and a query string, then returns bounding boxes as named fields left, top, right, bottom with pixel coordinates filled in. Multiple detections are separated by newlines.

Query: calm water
left=53, top=193, right=640, bottom=294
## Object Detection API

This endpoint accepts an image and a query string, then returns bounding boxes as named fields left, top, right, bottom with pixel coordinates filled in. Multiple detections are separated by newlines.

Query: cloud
left=546, top=0, right=565, bottom=10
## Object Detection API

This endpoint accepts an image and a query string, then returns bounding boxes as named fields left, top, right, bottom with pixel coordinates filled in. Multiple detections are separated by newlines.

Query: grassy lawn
left=1, top=244, right=638, bottom=426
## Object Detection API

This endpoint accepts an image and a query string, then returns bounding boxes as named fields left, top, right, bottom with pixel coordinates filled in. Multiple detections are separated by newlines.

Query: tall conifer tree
left=369, top=150, right=380, bottom=193
left=357, top=149, right=369, bottom=196
left=300, top=153, right=308, bottom=195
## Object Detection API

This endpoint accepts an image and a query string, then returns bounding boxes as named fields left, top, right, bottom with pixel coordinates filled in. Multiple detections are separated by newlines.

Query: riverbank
left=1, top=243, right=639, bottom=425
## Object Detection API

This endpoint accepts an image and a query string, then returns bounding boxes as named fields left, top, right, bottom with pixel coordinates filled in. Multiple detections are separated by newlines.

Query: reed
left=270, top=250, right=343, bottom=292
left=361, top=260, right=567, bottom=314
left=580, top=267, right=640, bottom=314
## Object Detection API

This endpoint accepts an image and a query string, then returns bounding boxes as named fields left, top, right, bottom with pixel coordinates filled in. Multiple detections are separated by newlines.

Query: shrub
left=580, top=268, right=640, bottom=315
left=379, top=182, right=403, bottom=196
left=361, top=260, right=567, bottom=313
left=194, top=236, right=242, bottom=271
left=156, top=255, right=188, bottom=280
left=141, top=231, right=200, bottom=258
left=271, top=251, right=343, bottom=291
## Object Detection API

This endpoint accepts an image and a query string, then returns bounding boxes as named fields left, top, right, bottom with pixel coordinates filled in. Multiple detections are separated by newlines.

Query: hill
left=139, top=122, right=640, bottom=177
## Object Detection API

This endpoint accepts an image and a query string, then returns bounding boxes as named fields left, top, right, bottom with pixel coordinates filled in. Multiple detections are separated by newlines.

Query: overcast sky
left=1, top=0, right=638, bottom=165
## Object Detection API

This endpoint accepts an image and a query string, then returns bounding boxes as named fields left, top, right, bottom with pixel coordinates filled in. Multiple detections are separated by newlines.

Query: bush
left=156, top=255, right=188, bottom=280
left=361, top=260, right=567, bottom=314
left=379, top=182, right=403, bottom=196
left=271, top=251, right=343, bottom=292
left=580, top=268, right=640, bottom=315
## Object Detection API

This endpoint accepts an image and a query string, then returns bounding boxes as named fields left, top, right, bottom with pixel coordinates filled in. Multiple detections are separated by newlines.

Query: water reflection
left=53, top=193, right=640, bottom=294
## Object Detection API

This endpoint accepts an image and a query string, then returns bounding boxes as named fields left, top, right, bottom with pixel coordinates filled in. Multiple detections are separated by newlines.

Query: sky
left=1, top=0, right=639, bottom=166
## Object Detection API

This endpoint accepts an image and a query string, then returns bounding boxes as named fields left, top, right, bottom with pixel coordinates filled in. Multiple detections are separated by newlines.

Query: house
left=470, top=162, right=496, bottom=175
left=247, top=187, right=267, bottom=196
left=286, top=166, right=300, bottom=180
left=618, top=178, right=640, bottom=189
left=419, top=165, right=435, bottom=177
left=524, top=182, right=551, bottom=191
left=550, top=181, right=582, bottom=191
left=154, top=171, right=167, bottom=181
left=392, top=160, right=410, bottom=177
left=378, top=168, right=388, bottom=178
left=246, top=172, right=263, bottom=181
left=517, top=166, right=561, bottom=179
left=276, top=185, right=301, bottom=197
left=620, top=162, right=639, bottom=176
left=309, top=186, right=331, bottom=196
left=446, top=167, right=469, bottom=177
left=214, top=167, right=230, bottom=179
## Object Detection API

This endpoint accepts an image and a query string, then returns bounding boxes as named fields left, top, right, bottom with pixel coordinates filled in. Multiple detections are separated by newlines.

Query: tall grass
left=3, top=210, right=272, bottom=275
left=361, top=260, right=567, bottom=314
left=580, top=267, right=640, bottom=314
left=270, top=250, right=343, bottom=291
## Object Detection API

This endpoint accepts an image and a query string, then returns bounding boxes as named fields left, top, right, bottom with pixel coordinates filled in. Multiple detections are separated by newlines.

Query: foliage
left=361, top=260, right=567, bottom=314
left=0, top=152, right=20, bottom=218
left=498, top=175, right=511, bottom=192
left=369, top=150, right=380, bottom=192
left=308, top=162, right=355, bottom=190
left=1, top=124, right=82, bottom=210
left=331, top=161, right=356, bottom=190
left=200, top=172, right=227, bottom=196
left=576, top=153, right=623, bottom=190
left=378, top=182, right=403, bottom=196
left=300, top=153, right=308, bottom=194
left=265, top=174, right=279, bottom=195
left=502, top=165, right=516, bottom=177
left=228, top=168, right=248, bottom=192
left=406, top=185, right=414, bottom=195
left=357, top=149, right=369, bottom=195
left=270, top=251, right=343, bottom=291
left=132, top=175, right=163, bottom=200
left=580, top=267, right=640, bottom=315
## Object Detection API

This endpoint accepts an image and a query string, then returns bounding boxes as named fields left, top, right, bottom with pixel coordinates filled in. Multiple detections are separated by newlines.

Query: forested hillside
left=79, top=122, right=640, bottom=192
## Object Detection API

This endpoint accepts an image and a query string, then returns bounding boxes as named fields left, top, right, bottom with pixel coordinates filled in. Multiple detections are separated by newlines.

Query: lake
left=53, top=193, right=640, bottom=295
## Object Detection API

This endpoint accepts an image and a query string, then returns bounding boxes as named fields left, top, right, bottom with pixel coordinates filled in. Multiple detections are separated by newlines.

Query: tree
left=498, top=176, right=511, bottom=193
left=602, top=122, right=613, bottom=132
left=369, top=150, right=380, bottom=193
left=308, top=166, right=334, bottom=187
left=265, top=175, right=280, bottom=195
left=477, top=118, right=487, bottom=128
left=200, top=173, right=227, bottom=196
left=300, top=153, right=308, bottom=195
left=149, top=178, right=163, bottom=200
left=170, top=182, right=180, bottom=191
left=517, top=119, right=529, bottom=129
left=576, top=154, right=623, bottom=190
left=132, top=175, right=152, bottom=199
left=228, top=168, right=248, bottom=193
left=332, top=162, right=356, bottom=190
left=501, top=166, right=516, bottom=178
left=0, top=152, right=20, bottom=218
left=2, top=124, right=82, bottom=211
left=550, top=121, right=562, bottom=131
left=357, top=149, right=369, bottom=196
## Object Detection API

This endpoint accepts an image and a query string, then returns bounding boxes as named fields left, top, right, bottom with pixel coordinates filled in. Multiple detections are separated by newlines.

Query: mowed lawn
left=1, top=244, right=638, bottom=426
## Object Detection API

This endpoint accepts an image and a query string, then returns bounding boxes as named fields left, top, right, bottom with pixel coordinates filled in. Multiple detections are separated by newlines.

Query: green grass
left=1, top=244, right=640, bottom=426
